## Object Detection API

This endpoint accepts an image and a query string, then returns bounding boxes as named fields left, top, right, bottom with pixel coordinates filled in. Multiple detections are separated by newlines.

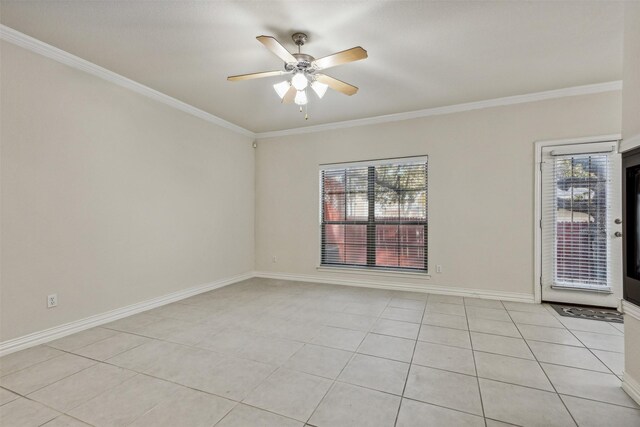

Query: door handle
left=614, top=231, right=622, bottom=238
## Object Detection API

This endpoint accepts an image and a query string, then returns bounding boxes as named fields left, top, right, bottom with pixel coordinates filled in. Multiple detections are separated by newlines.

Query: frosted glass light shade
left=273, top=81, right=290, bottom=99
left=291, top=73, right=308, bottom=90
left=294, top=90, right=308, bottom=105
left=311, top=81, right=328, bottom=99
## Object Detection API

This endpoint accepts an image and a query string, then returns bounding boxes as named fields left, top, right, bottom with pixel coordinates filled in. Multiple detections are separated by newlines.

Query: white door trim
left=533, top=134, right=621, bottom=304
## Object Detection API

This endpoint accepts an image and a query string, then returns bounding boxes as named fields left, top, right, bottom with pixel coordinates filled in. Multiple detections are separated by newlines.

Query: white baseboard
left=0, top=269, right=536, bottom=356
left=621, top=301, right=640, bottom=405
left=622, top=371, right=640, bottom=406
left=254, top=271, right=535, bottom=303
left=622, top=300, right=640, bottom=320
left=0, top=271, right=254, bottom=357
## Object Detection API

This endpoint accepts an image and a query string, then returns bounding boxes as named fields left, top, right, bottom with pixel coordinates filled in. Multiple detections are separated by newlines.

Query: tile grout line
left=562, top=323, right=623, bottom=378
left=110, top=373, right=200, bottom=427
left=303, top=294, right=397, bottom=425
left=316, top=301, right=622, bottom=396
left=48, top=339, right=248, bottom=424
left=7, top=385, right=100, bottom=427
left=4, top=283, right=634, bottom=426
left=392, top=294, right=430, bottom=427
left=590, top=351, right=624, bottom=381
left=0, top=353, right=99, bottom=398
left=1, top=351, right=132, bottom=425
left=503, top=304, right=580, bottom=427
left=555, top=391, right=640, bottom=410
left=214, top=400, right=303, bottom=426
left=542, top=301, right=625, bottom=379
left=466, top=298, right=488, bottom=427
left=510, top=324, right=624, bottom=376
left=88, top=325, right=305, bottom=424
left=134, top=337, right=640, bottom=415
left=189, top=308, right=319, bottom=419
left=324, top=360, right=640, bottom=410
left=12, top=294, right=505, bottom=425
left=0, top=348, right=66, bottom=379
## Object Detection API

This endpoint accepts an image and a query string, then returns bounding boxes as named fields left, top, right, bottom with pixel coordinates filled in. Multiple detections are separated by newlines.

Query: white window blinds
left=541, top=151, right=611, bottom=289
left=320, top=157, right=428, bottom=271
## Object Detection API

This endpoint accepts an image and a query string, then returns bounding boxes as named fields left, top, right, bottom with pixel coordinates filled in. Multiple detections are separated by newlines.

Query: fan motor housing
left=285, top=53, right=316, bottom=72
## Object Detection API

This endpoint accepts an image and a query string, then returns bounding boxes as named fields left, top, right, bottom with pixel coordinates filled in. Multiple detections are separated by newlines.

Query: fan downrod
left=286, top=33, right=313, bottom=71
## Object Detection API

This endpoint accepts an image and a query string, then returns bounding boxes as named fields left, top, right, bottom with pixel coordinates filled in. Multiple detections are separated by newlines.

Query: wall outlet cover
left=47, top=294, right=58, bottom=308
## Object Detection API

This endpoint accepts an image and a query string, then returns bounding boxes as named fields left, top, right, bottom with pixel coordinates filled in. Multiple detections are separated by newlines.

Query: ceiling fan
left=227, top=33, right=367, bottom=117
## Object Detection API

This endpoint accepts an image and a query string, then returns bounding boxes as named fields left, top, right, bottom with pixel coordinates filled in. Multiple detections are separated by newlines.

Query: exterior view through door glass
left=540, top=141, right=622, bottom=308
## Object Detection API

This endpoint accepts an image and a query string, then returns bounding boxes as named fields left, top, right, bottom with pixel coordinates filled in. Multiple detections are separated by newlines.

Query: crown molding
left=619, top=133, right=640, bottom=153
left=255, top=80, right=623, bottom=139
left=0, top=24, right=256, bottom=139
left=1, top=24, right=622, bottom=141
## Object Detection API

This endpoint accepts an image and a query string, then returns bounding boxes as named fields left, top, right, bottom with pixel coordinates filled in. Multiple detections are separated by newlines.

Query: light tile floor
left=1, top=278, right=639, bottom=426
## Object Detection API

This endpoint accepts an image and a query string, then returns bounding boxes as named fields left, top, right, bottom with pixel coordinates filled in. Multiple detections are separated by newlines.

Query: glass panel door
left=540, top=141, right=622, bottom=307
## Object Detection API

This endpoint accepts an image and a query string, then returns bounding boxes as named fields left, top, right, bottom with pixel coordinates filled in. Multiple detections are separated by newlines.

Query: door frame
left=533, top=134, right=622, bottom=305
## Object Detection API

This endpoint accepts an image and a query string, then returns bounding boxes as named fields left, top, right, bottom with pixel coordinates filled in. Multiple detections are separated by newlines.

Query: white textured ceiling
left=0, top=1, right=624, bottom=133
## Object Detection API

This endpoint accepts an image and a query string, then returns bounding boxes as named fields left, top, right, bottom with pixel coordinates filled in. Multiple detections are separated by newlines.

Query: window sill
left=316, top=265, right=431, bottom=279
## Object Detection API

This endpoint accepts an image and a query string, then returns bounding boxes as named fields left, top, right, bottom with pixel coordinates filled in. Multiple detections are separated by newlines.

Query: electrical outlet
left=47, top=294, right=58, bottom=308
left=436, top=265, right=442, bottom=273
left=272, top=255, right=277, bottom=263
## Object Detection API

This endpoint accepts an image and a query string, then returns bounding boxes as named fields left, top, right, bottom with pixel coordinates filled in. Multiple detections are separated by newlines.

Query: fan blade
left=312, top=47, right=367, bottom=70
left=315, top=74, right=359, bottom=96
left=257, top=36, right=297, bottom=64
left=227, top=70, right=286, bottom=81
left=282, top=86, right=297, bottom=104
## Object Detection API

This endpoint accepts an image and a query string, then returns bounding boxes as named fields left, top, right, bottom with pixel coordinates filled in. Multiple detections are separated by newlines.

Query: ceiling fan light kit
left=273, top=80, right=291, bottom=99
left=291, top=72, right=308, bottom=91
left=294, top=89, right=308, bottom=106
left=311, top=80, right=328, bottom=99
left=227, top=32, right=367, bottom=119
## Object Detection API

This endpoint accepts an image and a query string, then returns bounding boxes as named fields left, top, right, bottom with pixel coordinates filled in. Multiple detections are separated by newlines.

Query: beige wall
left=622, top=2, right=640, bottom=141
left=622, top=2, right=640, bottom=397
left=625, top=313, right=640, bottom=390
left=0, top=25, right=629, bottom=345
left=0, top=42, right=255, bottom=341
left=255, top=92, right=621, bottom=298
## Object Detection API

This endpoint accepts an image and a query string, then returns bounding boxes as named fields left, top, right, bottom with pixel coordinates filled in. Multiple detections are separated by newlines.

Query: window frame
left=319, top=156, right=429, bottom=274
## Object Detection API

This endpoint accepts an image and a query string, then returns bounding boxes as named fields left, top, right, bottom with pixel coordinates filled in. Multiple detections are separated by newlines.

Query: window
left=320, top=157, right=428, bottom=272
left=544, top=152, right=611, bottom=288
